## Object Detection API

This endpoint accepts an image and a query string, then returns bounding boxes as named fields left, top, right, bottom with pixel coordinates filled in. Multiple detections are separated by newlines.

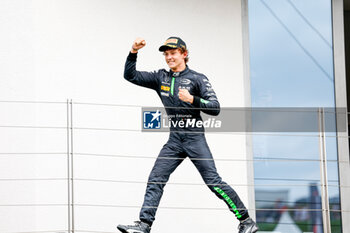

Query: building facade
left=0, top=0, right=349, bottom=232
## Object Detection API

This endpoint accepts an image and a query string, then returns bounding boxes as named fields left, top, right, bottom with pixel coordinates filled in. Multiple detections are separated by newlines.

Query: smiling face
left=163, top=48, right=188, bottom=72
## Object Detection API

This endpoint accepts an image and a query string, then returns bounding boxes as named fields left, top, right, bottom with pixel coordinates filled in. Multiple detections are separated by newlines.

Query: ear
left=183, top=51, right=188, bottom=58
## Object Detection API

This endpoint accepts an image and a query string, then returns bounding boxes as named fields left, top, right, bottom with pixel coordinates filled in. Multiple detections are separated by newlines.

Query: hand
left=178, top=88, right=194, bottom=104
left=131, top=38, right=146, bottom=53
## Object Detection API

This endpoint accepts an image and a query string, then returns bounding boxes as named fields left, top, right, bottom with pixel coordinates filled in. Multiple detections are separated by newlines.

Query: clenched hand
left=178, top=88, right=194, bottom=104
left=131, top=38, right=146, bottom=53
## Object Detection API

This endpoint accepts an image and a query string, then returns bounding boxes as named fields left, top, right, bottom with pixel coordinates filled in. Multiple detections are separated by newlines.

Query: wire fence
left=0, top=100, right=348, bottom=233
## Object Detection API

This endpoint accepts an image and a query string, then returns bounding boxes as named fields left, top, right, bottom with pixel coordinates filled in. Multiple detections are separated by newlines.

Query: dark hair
left=179, top=47, right=189, bottom=63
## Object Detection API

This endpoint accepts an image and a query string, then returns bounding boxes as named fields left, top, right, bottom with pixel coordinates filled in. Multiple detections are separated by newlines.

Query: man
left=117, top=37, right=258, bottom=233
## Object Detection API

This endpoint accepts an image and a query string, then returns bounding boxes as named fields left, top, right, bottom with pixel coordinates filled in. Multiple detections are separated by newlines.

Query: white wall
left=0, top=0, right=250, bottom=232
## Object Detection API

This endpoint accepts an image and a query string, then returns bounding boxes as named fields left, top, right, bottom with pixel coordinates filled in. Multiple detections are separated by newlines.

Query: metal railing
left=0, top=100, right=348, bottom=233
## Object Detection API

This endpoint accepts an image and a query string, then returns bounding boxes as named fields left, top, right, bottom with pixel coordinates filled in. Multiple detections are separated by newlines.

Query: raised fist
left=131, top=38, right=146, bottom=53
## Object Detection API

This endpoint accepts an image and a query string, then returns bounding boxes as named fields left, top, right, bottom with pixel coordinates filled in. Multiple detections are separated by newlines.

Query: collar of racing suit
left=169, top=65, right=190, bottom=77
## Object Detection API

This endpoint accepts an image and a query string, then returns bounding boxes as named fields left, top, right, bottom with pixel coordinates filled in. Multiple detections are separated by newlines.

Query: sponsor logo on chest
left=180, top=78, right=191, bottom=85
left=162, top=76, right=170, bottom=85
left=179, top=85, right=191, bottom=91
left=161, top=85, right=170, bottom=91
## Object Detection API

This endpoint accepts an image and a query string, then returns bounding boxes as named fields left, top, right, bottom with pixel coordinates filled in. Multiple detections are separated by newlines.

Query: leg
left=139, top=135, right=185, bottom=226
left=184, top=134, right=249, bottom=220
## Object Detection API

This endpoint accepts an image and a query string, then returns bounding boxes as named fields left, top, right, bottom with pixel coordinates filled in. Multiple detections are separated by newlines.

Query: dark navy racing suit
left=124, top=52, right=249, bottom=226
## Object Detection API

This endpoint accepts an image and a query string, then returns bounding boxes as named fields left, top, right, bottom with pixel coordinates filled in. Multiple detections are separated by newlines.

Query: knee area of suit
left=148, top=173, right=170, bottom=183
left=203, top=176, right=222, bottom=186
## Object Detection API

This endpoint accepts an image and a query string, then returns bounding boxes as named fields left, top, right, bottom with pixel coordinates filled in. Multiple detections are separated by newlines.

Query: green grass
left=330, top=219, right=342, bottom=233
left=259, top=220, right=324, bottom=233
left=257, top=222, right=277, bottom=231
left=294, top=220, right=311, bottom=232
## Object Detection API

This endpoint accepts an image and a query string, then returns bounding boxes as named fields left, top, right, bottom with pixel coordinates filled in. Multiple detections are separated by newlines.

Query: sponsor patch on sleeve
left=200, top=98, right=210, bottom=104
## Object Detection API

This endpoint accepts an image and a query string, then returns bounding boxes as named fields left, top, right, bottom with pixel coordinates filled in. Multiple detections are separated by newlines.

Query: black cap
left=159, top=37, right=187, bottom=52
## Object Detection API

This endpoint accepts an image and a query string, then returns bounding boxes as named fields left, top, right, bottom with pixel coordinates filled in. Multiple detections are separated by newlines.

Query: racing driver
left=117, top=37, right=258, bottom=233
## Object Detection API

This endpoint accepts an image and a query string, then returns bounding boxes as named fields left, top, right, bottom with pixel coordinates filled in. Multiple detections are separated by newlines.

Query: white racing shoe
left=238, top=217, right=259, bottom=233
left=117, top=221, right=151, bottom=233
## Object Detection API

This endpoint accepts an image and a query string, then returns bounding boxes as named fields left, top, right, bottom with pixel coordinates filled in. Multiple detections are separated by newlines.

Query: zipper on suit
left=170, top=77, right=175, bottom=96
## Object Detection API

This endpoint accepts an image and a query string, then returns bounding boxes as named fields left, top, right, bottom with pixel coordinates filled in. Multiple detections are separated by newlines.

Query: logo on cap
left=165, top=38, right=178, bottom=45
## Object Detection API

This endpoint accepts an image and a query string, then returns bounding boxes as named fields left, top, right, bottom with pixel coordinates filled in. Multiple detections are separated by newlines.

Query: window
left=248, top=0, right=342, bottom=232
